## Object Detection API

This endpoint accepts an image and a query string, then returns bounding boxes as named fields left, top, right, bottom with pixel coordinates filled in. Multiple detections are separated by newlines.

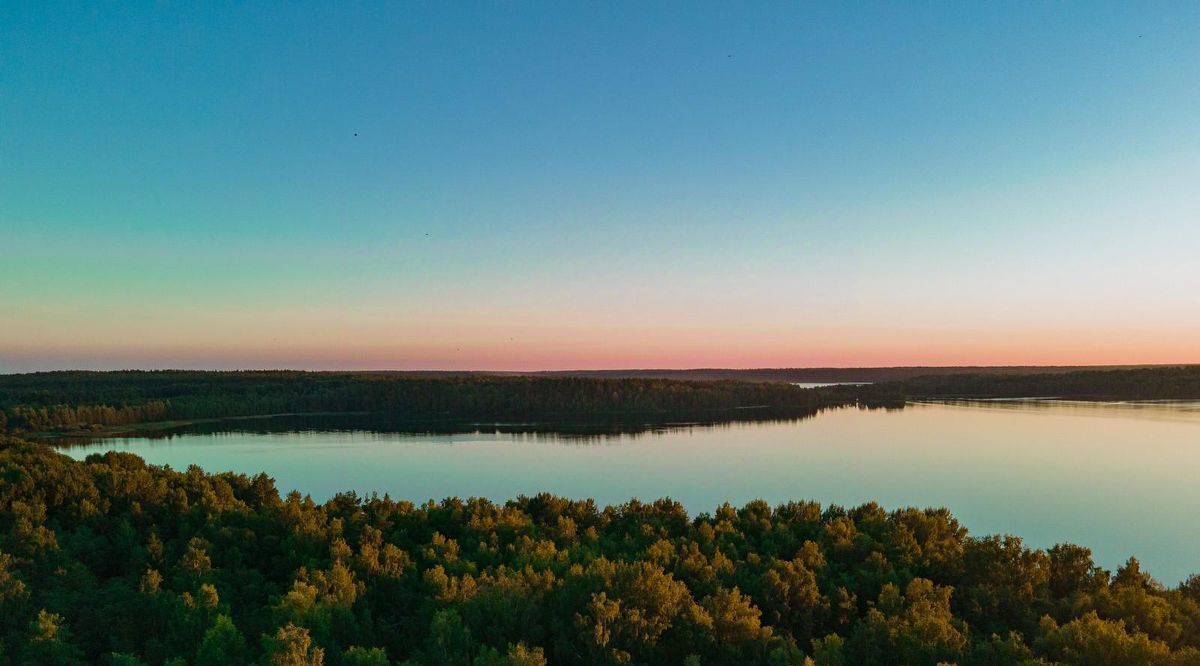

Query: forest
left=0, top=372, right=879, bottom=436
left=4, top=367, right=1199, bottom=437
left=1, top=436, right=1199, bottom=665
left=888, top=366, right=1200, bottom=401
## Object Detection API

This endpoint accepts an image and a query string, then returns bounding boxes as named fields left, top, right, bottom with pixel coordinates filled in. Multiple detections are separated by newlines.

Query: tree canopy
left=5, top=367, right=1197, bottom=438
left=0, top=372, right=863, bottom=437
left=1, top=437, right=1198, bottom=664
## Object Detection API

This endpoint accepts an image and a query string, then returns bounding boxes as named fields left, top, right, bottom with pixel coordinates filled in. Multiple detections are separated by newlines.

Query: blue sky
left=2, top=2, right=1198, bottom=371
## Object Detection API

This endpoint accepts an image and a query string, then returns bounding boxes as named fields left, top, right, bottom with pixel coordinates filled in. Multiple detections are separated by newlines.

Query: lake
left=56, top=399, right=1200, bottom=584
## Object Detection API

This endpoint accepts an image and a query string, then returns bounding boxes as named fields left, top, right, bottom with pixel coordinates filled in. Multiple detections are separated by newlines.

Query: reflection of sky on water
left=917, top=399, right=1200, bottom=425
left=57, top=400, right=1200, bottom=585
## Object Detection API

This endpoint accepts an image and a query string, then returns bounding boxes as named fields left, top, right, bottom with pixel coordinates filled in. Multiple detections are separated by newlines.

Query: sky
left=2, top=2, right=1198, bottom=372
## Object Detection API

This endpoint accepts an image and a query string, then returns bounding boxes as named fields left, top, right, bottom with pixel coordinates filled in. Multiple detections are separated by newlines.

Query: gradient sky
left=2, top=2, right=1198, bottom=372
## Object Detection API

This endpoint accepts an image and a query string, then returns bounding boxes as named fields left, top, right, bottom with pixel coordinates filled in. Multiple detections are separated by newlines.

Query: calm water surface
left=57, top=400, right=1200, bottom=583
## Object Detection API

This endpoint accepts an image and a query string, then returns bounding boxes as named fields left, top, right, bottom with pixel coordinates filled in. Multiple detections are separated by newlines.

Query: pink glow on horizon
left=4, top=332, right=1198, bottom=373
left=5, top=297, right=1199, bottom=373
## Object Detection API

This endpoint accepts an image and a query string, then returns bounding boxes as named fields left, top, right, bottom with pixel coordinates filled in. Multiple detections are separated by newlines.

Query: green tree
left=262, top=623, right=325, bottom=666
left=420, top=609, right=474, bottom=666
left=20, top=610, right=83, bottom=665
left=1036, top=612, right=1171, bottom=665
left=196, top=614, right=248, bottom=665
left=703, top=586, right=771, bottom=647
left=810, top=633, right=845, bottom=666
left=847, top=579, right=968, bottom=665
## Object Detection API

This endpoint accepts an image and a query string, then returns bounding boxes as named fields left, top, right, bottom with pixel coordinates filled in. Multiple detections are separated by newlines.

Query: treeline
left=0, top=372, right=849, bottom=435
left=0, top=402, right=171, bottom=436
left=3, top=367, right=1199, bottom=436
left=1, top=437, right=1198, bottom=665
left=534, top=365, right=1171, bottom=383
left=891, top=366, right=1200, bottom=401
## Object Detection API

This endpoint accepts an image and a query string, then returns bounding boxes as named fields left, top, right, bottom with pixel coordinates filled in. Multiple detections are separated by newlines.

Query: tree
left=703, top=586, right=771, bottom=646
left=420, top=609, right=473, bottom=666
left=20, top=610, right=83, bottom=665
left=810, top=633, right=845, bottom=666
left=0, top=551, right=28, bottom=626
left=196, top=614, right=248, bottom=665
left=263, top=623, right=325, bottom=666
left=846, top=579, right=968, bottom=665
left=759, top=554, right=826, bottom=640
left=1036, top=612, right=1171, bottom=665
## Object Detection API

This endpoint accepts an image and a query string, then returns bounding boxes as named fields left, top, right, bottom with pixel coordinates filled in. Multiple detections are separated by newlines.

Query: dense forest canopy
left=883, top=366, right=1200, bottom=400
left=0, top=372, right=876, bottom=436
left=3, top=367, right=1199, bottom=436
left=1, top=437, right=1199, bottom=665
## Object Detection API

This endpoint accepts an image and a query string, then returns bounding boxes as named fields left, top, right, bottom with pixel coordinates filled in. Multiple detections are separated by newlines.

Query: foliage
left=1, top=438, right=1199, bottom=664
left=6, top=367, right=1199, bottom=437
left=890, top=366, right=1200, bottom=400
left=0, top=371, right=849, bottom=435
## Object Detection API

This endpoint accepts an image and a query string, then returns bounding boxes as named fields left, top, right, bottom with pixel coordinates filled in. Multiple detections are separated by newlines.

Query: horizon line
left=4, top=362, right=1199, bottom=377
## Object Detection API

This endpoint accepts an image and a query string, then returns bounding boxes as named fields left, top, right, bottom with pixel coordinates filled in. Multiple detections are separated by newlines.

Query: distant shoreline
left=7, top=366, right=1200, bottom=438
left=528, top=363, right=1199, bottom=383
left=4, top=363, right=1197, bottom=382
